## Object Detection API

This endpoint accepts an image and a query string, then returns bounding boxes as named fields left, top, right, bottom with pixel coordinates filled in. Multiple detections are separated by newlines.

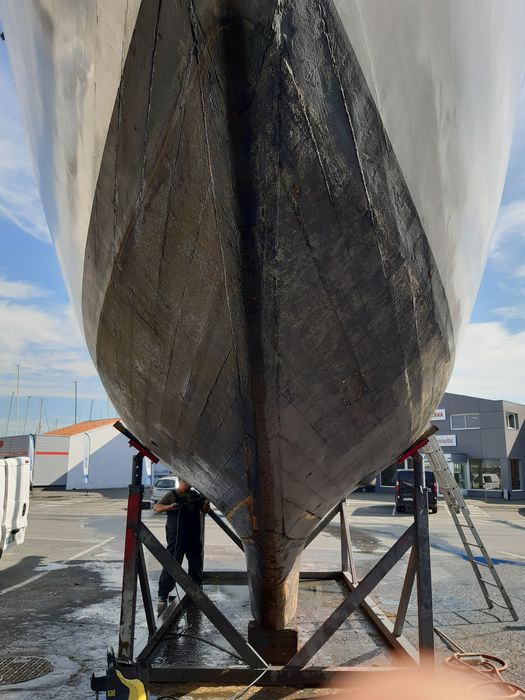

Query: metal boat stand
left=96, top=428, right=438, bottom=695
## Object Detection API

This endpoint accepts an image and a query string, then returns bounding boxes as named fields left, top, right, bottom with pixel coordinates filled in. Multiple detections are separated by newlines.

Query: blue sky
left=0, top=38, right=524, bottom=435
left=446, top=84, right=525, bottom=402
left=0, top=41, right=113, bottom=432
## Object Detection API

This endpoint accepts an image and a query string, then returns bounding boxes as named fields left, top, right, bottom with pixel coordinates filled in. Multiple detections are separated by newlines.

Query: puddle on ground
left=34, top=562, right=68, bottom=573
left=150, top=581, right=389, bottom=671
left=322, top=522, right=381, bottom=553
left=63, top=560, right=122, bottom=624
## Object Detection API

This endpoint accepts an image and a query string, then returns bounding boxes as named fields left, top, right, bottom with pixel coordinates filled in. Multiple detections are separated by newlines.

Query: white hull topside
left=2, top=0, right=524, bottom=342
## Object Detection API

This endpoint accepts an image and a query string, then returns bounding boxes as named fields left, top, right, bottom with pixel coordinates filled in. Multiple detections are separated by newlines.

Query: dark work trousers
left=158, top=532, right=203, bottom=599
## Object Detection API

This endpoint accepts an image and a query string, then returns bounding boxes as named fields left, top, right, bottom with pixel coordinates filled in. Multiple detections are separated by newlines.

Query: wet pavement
left=149, top=581, right=388, bottom=671
left=0, top=489, right=523, bottom=698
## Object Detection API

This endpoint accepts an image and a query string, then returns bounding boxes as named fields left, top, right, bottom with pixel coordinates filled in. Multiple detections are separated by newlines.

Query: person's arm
left=154, top=492, right=179, bottom=513
left=154, top=501, right=179, bottom=513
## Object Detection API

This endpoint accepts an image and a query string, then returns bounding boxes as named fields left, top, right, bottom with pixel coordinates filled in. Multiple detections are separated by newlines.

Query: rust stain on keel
left=226, top=495, right=257, bottom=531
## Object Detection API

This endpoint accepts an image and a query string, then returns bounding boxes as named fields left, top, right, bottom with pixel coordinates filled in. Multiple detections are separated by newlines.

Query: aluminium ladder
left=422, top=435, right=518, bottom=621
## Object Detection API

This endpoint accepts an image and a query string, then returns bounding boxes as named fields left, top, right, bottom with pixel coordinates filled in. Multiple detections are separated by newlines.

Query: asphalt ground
left=0, top=489, right=523, bottom=698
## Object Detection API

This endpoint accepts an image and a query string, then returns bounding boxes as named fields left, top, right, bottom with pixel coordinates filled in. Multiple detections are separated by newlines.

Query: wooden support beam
left=413, top=453, right=434, bottom=656
left=138, top=595, right=188, bottom=662
left=286, top=523, right=416, bottom=669
left=341, top=573, right=418, bottom=663
left=340, top=501, right=357, bottom=582
left=117, top=454, right=143, bottom=662
left=137, top=542, right=155, bottom=638
left=149, top=665, right=414, bottom=686
left=202, top=570, right=344, bottom=584
left=305, top=501, right=341, bottom=547
left=207, top=509, right=244, bottom=551
left=137, top=522, right=266, bottom=669
left=393, top=545, right=417, bottom=638
left=340, top=502, right=350, bottom=572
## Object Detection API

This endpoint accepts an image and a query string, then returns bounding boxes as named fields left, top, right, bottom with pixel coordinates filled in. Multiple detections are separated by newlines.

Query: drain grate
left=0, top=656, right=54, bottom=685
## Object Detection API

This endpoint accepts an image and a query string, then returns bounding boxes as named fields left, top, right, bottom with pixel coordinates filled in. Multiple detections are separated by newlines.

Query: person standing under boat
left=154, top=479, right=210, bottom=614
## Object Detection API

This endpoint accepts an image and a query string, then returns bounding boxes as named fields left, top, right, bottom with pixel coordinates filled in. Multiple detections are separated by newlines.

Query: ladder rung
left=487, top=598, right=511, bottom=609
left=464, top=542, right=481, bottom=548
left=474, top=561, right=490, bottom=568
left=478, top=579, right=500, bottom=588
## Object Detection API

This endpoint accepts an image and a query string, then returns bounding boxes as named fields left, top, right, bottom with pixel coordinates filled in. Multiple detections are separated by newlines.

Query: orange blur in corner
left=338, top=664, right=521, bottom=700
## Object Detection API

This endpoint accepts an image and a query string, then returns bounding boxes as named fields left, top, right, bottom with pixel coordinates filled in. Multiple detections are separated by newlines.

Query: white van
left=0, top=457, right=31, bottom=558
left=482, top=473, right=500, bottom=490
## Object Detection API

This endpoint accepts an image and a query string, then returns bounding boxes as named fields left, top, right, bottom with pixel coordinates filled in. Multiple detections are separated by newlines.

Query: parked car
left=152, top=475, right=179, bottom=503
left=395, top=469, right=438, bottom=514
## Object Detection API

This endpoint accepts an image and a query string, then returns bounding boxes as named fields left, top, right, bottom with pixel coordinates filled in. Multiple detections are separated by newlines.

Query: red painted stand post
left=118, top=453, right=144, bottom=661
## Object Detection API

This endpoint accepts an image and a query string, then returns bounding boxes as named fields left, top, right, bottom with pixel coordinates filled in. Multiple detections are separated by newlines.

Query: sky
left=0, top=36, right=524, bottom=435
left=447, top=85, right=525, bottom=402
left=0, top=39, right=113, bottom=432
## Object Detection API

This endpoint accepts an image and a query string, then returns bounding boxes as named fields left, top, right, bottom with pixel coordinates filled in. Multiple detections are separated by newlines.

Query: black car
left=395, top=469, right=438, bottom=513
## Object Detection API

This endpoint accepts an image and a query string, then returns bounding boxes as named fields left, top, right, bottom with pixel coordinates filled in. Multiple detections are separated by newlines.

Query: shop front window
left=451, top=460, right=467, bottom=489
left=469, top=459, right=500, bottom=490
left=510, top=459, right=522, bottom=490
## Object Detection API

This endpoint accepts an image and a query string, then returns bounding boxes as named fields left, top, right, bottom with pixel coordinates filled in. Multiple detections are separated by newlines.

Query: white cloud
left=0, top=54, right=50, bottom=242
left=513, top=264, right=525, bottom=279
left=0, top=297, right=105, bottom=398
left=0, top=275, right=50, bottom=299
left=493, top=306, right=525, bottom=321
left=492, top=200, right=525, bottom=255
left=447, top=322, right=525, bottom=403
left=0, top=116, right=50, bottom=242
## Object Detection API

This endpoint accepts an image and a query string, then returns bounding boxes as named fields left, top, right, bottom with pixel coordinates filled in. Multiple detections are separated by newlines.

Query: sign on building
left=436, top=434, right=456, bottom=447
left=432, top=408, right=446, bottom=421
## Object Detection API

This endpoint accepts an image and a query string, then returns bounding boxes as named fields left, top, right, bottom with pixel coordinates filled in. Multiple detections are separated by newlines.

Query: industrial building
left=379, top=392, right=525, bottom=500
left=0, top=419, right=141, bottom=490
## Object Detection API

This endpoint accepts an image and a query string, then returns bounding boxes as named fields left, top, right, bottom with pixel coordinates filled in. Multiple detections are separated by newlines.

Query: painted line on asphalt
left=500, top=550, right=525, bottom=561
left=0, top=537, right=115, bottom=597
left=431, top=542, right=525, bottom=566
left=444, top=505, right=493, bottom=522
left=25, top=537, right=99, bottom=543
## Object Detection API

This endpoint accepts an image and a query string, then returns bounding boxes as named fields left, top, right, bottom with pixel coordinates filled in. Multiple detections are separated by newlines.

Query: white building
left=0, top=419, right=141, bottom=490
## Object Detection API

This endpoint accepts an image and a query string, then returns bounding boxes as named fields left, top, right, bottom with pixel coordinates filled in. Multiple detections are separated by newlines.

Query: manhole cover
left=0, top=656, right=54, bottom=685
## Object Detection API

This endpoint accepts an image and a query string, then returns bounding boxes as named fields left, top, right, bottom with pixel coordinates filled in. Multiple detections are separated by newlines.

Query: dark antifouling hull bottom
left=82, top=0, right=453, bottom=628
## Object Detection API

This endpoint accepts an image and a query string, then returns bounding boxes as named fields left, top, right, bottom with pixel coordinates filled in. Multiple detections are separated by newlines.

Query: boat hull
left=3, top=0, right=524, bottom=629
left=82, top=0, right=454, bottom=627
